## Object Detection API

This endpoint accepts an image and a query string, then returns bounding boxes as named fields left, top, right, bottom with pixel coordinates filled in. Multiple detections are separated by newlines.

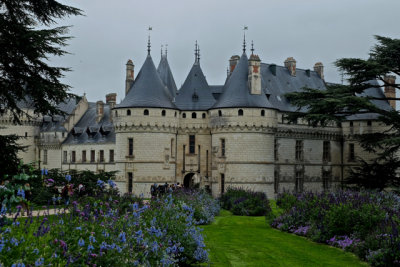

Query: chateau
left=0, top=40, right=396, bottom=198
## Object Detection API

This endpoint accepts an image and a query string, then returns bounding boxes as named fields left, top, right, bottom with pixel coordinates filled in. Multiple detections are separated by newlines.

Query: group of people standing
left=150, top=182, right=183, bottom=198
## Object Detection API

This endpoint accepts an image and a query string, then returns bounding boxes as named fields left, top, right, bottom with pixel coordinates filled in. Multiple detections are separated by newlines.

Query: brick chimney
left=284, top=57, right=296, bottom=76
left=96, top=101, right=104, bottom=123
left=384, top=75, right=396, bottom=110
left=248, top=54, right=262, bottom=95
left=106, top=93, right=117, bottom=109
left=229, top=55, right=240, bottom=75
left=125, top=59, right=134, bottom=95
left=314, top=62, right=324, bottom=80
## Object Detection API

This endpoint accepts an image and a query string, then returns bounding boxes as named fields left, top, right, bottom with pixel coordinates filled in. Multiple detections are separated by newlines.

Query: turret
left=125, top=59, right=135, bottom=95
left=248, top=54, right=261, bottom=95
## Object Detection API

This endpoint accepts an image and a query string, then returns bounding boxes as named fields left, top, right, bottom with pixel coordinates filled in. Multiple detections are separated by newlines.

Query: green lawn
left=201, top=210, right=367, bottom=267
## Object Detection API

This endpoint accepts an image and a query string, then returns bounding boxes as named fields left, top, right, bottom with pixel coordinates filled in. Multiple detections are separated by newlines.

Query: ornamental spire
left=243, top=26, right=248, bottom=53
left=147, top=26, right=152, bottom=55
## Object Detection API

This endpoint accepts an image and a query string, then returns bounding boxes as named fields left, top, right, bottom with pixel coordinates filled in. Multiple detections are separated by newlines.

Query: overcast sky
left=52, top=0, right=399, bottom=103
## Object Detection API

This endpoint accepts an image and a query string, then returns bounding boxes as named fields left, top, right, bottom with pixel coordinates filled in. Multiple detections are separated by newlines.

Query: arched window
left=238, top=109, right=243, bottom=116
left=162, top=110, right=166, bottom=117
left=127, top=109, right=131, bottom=116
left=192, top=112, right=197, bottom=119
left=202, top=113, right=206, bottom=119
left=182, top=113, right=186, bottom=118
left=261, top=110, right=265, bottom=116
left=218, top=110, right=222, bottom=117
left=144, top=109, right=149, bottom=116
left=174, top=112, right=177, bottom=117
left=115, top=111, right=118, bottom=117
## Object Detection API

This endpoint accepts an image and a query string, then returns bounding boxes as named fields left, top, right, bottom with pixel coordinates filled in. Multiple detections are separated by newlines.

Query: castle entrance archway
left=183, top=173, right=195, bottom=188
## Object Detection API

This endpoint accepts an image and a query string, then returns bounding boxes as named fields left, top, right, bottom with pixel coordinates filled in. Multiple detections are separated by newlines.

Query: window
left=128, top=138, right=133, bottom=156
left=220, top=174, right=225, bottom=195
left=109, top=150, right=114, bottom=162
left=82, top=150, right=87, bottom=163
left=25, top=132, right=28, bottom=138
left=170, top=139, right=175, bottom=158
left=127, top=109, right=131, bottom=116
left=323, top=141, right=331, bottom=162
left=349, top=143, right=355, bottom=161
left=295, top=170, right=304, bottom=193
left=274, top=139, right=279, bottom=161
left=274, top=170, right=279, bottom=193
left=62, top=132, right=65, bottom=138
left=202, top=113, right=206, bottom=119
left=189, top=135, right=195, bottom=154
left=144, top=109, right=149, bottom=116
left=182, top=113, right=186, bottom=118
left=218, top=110, right=222, bottom=117
left=261, top=110, right=265, bottom=116
left=162, top=110, right=166, bottom=116
left=100, top=150, right=104, bottom=162
left=295, top=140, right=303, bottom=161
left=350, top=121, right=353, bottom=127
left=174, top=112, right=177, bottom=117
left=128, top=172, right=133, bottom=193
left=238, top=109, right=243, bottom=116
left=367, top=120, right=372, bottom=126
left=63, top=151, right=67, bottom=163
left=192, top=112, right=197, bottom=119
left=322, top=171, right=331, bottom=191
left=221, top=138, right=225, bottom=157
left=115, top=110, right=118, bottom=117
left=43, top=150, right=48, bottom=164
left=71, top=151, right=76, bottom=163
left=91, top=150, right=95, bottom=162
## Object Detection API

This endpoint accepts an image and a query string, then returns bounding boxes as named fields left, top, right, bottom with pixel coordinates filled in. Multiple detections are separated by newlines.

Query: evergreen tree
left=285, top=36, right=400, bottom=189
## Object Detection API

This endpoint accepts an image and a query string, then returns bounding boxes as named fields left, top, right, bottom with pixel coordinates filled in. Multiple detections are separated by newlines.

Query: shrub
left=220, top=187, right=271, bottom=216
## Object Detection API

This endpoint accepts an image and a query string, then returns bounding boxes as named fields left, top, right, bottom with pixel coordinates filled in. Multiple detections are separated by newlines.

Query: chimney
left=229, top=55, right=240, bottom=75
left=248, top=54, right=262, bottom=95
left=106, top=93, right=117, bottom=109
left=313, top=62, right=324, bottom=80
left=284, top=57, right=296, bottom=76
left=96, top=101, right=104, bottom=123
left=125, top=59, right=134, bottom=95
left=384, top=75, right=396, bottom=110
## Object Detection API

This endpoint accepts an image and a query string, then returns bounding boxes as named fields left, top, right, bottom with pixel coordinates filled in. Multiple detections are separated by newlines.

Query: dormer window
left=192, top=92, right=199, bottom=102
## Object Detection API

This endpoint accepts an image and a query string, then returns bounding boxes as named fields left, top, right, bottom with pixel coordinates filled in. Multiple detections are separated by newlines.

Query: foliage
left=0, top=135, right=26, bottom=181
left=0, top=0, right=82, bottom=122
left=201, top=210, right=365, bottom=267
left=220, top=187, right=272, bottom=216
left=272, top=190, right=400, bottom=266
left=285, top=36, right=400, bottom=189
left=0, top=185, right=217, bottom=266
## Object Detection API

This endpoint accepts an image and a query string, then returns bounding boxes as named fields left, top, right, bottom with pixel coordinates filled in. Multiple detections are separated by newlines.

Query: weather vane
left=243, top=26, right=248, bottom=53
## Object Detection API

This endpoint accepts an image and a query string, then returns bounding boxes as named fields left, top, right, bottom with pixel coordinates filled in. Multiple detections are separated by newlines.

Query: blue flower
left=33, top=248, right=39, bottom=255
left=65, top=174, right=72, bottom=182
left=118, top=232, right=126, bottom=243
left=35, top=258, right=44, bottom=266
left=75, top=226, right=82, bottom=231
left=89, top=235, right=96, bottom=243
left=78, top=238, right=85, bottom=247
left=87, top=244, right=94, bottom=252
left=107, top=179, right=116, bottom=188
left=17, top=189, right=25, bottom=199
left=97, top=180, right=105, bottom=187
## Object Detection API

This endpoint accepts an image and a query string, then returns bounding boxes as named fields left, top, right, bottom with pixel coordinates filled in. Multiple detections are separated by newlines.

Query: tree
left=0, top=134, right=26, bottom=180
left=285, top=36, right=400, bottom=189
left=0, top=0, right=82, bottom=122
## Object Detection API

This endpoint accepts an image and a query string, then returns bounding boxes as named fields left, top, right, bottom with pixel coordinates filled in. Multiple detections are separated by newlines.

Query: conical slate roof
left=117, top=55, right=176, bottom=109
left=157, top=55, right=177, bottom=98
left=212, top=53, right=273, bottom=109
left=175, top=61, right=216, bottom=110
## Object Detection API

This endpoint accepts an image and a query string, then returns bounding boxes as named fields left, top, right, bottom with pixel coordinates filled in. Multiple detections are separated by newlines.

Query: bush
left=271, top=190, right=400, bottom=266
left=220, top=187, right=271, bottom=216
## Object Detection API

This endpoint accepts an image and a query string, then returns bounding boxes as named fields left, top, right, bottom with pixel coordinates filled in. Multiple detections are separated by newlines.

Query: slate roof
left=117, top=55, right=176, bottom=109
left=210, top=85, right=224, bottom=100
left=40, top=97, right=79, bottom=132
left=157, top=55, right=178, bottom=98
left=175, top=62, right=216, bottom=110
left=212, top=53, right=274, bottom=109
left=63, top=103, right=115, bottom=145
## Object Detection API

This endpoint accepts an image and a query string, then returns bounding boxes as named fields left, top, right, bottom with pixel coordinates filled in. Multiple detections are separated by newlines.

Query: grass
left=201, top=209, right=367, bottom=267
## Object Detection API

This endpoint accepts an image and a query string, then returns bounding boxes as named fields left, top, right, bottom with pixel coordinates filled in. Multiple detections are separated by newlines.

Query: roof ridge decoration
left=212, top=53, right=274, bottom=109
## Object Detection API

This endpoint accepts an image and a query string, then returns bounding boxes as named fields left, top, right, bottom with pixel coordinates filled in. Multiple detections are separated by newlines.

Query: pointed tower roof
left=157, top=55, right=178, bottom=97
left=117, top=55, right=176, bottom=109
left=175, top=58, right=216, bottom=110
left=212, top=53, right=273, bottom=109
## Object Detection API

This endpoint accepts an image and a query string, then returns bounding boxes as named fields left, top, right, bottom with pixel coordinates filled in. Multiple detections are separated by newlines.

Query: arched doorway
left=183, top=173, right=195, bottom=188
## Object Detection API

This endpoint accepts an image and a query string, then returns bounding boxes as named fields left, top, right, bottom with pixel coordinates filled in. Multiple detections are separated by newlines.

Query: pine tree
left=285, top=36, right=400, bottom=189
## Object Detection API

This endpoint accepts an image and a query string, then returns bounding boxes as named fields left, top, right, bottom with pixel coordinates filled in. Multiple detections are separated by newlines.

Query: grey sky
left=53, top=0, right=399, bottom=102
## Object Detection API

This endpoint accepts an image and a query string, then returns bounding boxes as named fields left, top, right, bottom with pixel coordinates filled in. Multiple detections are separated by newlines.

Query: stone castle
left=0, top=40, right=396, bottom=198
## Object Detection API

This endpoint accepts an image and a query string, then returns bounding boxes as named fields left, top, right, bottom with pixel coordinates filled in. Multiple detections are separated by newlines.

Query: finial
left=147, top=26, right=152, bottom=55
left=197, top=45, right=200, bottom=63
left=243, top=26, right=248, bottom=53
left=227, top=67, right=229, bottom=77
left=165, top=44, right=168, bottom=58
left=195, top=40, right=198, bottom=62
left=251, top=40, right=254, bottom=55
left=161, top=44, right=163, bottom=57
